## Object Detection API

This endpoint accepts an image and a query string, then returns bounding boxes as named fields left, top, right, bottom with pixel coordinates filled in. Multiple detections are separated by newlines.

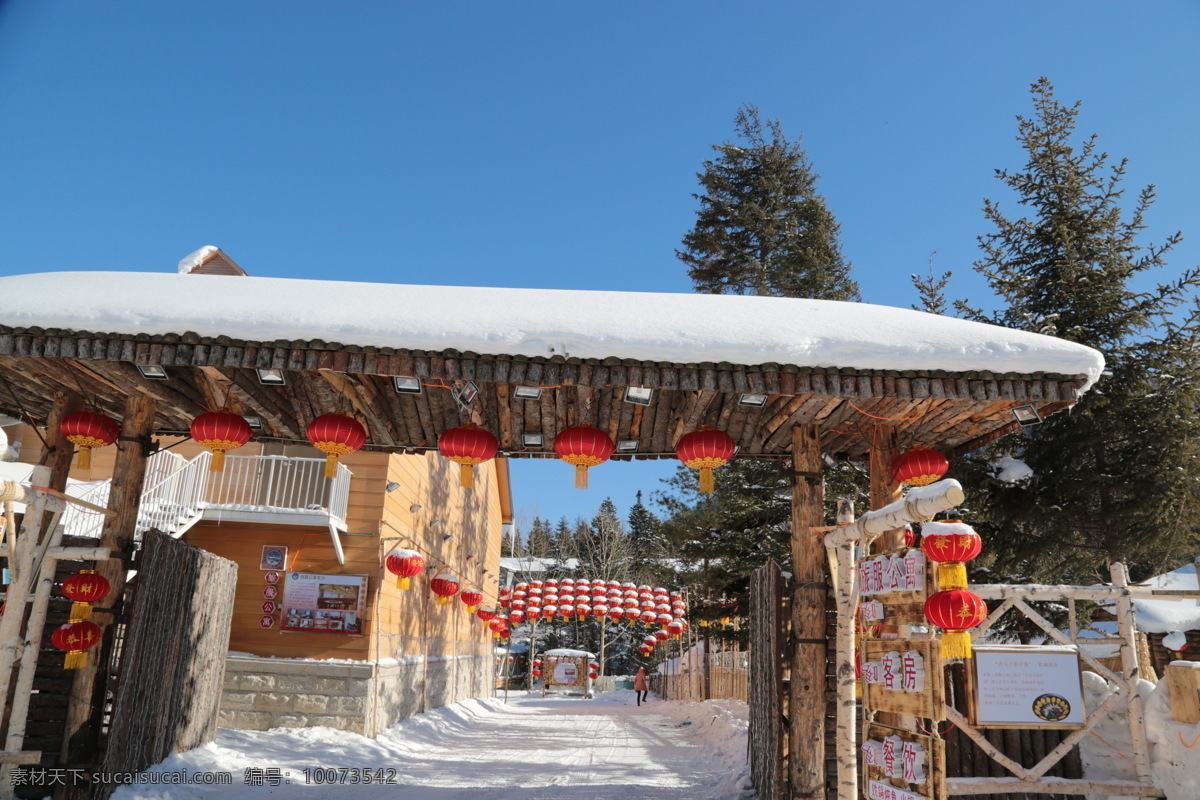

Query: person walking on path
left=633, top=666, right=648, bottom=706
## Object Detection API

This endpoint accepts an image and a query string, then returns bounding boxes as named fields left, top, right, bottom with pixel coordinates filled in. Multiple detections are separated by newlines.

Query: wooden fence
left=649, top=649, right=749, bottom=703
left=749, top=560, right=786, bottom=800
left=91, top=532, right=237, bottom=800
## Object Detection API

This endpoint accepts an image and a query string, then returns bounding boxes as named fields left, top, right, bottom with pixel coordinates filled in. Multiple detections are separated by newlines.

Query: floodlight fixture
left=137, top=364, right=168, bottom=380
left=1012, top=404, right=1043, bottom=427
left=442, top=533, right=454, bottom=542
left=393, top=376, right=422, bottom=394
left=409, top=503, right=423, bottom=513
left=738, top=393, right=768, bottom=408
left=616, top=439, right=639, bottom=453
left=385, top=481, right=402, bottom=493
left=521, top=433, right=544, bottom=448
left=513, top=385, right=543, bottom=400
left=242, top=415, right=263, bottom=430
left=624, top=386, right=653, bottom=406
left=256, top=368, right=286, bottom=386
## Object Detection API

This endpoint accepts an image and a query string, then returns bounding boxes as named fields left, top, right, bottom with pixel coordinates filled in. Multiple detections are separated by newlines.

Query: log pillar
left=868, top=425, right=904, bottom=553
left=789, top=424, right=825, bottom=799
left=39, top=392, right=84, bottom=495
left=58, top=395, right=156, bottom=773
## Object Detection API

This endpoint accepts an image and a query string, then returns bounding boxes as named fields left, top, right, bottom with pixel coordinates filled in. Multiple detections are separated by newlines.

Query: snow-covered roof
left=0, top=271, right=1104, bottom=385
left=500, top=557, right=581, bottom=574
left=1133, top=563, right=1200, bottom=634
left=544, top=648, right=596, bottom=658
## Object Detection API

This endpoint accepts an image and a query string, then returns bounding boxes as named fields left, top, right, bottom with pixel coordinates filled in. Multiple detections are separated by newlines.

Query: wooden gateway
left=0, top=255, right=1104, bottom=799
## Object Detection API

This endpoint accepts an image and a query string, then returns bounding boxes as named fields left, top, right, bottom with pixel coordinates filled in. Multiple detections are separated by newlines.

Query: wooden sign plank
left=862, top=639, right=944, bottom=721
left=863, top=723, right=946, bottom=800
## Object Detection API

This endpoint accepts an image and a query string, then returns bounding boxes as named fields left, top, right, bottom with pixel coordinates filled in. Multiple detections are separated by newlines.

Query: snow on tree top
left=0, top=271, right=1104, bottom=386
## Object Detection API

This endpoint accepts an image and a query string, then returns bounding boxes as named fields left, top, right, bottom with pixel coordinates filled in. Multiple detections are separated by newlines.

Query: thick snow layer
left=1132, top=563, right=1200, bottom=634
left=543, top=648, right=597, bottom=658
left=1144, top=670, right=1200, bottom=799
left=1077, top=671, right=1155, bottom=799
left=920, top=520, right=975, bottom=538
left=109, top=691, right=754, bottom=800
left=1163, top=631, right=1188, bottom=652
left=176, top=246, right=220, bottom=274
left=1, top=271, right=1104, bottom=384
left=990, top=456, right=1034, bottom=484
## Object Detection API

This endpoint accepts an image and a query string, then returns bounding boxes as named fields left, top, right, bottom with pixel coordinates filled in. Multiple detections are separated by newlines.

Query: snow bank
left=1077, top=671, right=1150, bottom=797
left=0, top=271, right=1104, bottom=385
left=1144, top=663, right=1200, bottom=800
left=641, top=697, right=755, bottom=799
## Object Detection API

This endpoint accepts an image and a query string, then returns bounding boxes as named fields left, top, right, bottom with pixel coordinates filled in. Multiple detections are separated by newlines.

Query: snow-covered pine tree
left=626, top=491, right=664, bottom=582
left=678, top=104, right=860, bottom=301
left=524, top=516, right=553, bottom=558
left=958, top=77, right=1200, bottom=582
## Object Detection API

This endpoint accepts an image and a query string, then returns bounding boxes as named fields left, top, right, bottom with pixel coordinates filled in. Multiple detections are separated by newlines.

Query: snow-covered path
left=112, top=692, right=756, bottom=800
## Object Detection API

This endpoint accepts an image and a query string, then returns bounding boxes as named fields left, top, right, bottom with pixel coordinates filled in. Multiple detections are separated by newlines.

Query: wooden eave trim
left=494, top=457, right=514, bottom=524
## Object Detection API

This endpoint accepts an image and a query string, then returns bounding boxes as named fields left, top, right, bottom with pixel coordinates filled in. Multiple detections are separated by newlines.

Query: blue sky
left=2, top=1, right=1198, bottom=532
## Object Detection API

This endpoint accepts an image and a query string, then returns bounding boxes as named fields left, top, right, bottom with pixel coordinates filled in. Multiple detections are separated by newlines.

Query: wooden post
left=1111, top=562, right=1156, bottom=788
left=1165, top=664, right=1200, bottom=724
left=59, top=395, right=156, bottom=768
left=868, top=425, right=903, bottom=553
left=39, top=392, right=84, bottom=495
left=789, top=424, right=825, bottom=799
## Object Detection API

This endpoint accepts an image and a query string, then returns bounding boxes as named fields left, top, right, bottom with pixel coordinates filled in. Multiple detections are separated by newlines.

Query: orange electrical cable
left=1180, top=730, right=1200, bottom=749
left=916, top=719, right=954, bottom=736
left=1088, top=730, right=1131, bottom=759
left=848, top=400, right=927, bottom=422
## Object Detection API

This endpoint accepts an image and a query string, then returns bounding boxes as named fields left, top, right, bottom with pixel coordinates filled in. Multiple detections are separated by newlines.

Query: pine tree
left=678, top=104, right=860, bottom=301
left=525, top=516, right=553, bottom=558
left=627, top=491, right=663, bottom=580
left=958, top=77, right=1200, bottom=581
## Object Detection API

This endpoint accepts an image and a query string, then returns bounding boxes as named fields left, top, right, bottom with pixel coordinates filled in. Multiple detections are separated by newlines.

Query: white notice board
left=969, top=645, right=1085, bottom=728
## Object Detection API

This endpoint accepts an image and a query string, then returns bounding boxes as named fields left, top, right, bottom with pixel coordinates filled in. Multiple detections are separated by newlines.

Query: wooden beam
left=60, top=394, right=156, bottom=766
left=39, top=391, right=83, bottom=494
left=788, top=424, right=825, bottom=800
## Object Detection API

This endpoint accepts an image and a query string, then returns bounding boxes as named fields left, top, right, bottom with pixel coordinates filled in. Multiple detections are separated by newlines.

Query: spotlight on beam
left=393, top=376, right=422, bottom=394
left=738, top=393, right=768, bottom=407
left=624, top=386, right=653, bottom=406
left=137, top=364, right=168, bottom=380
left=256, top=368, right=286, bottom=386
left=513, top=386, right=542, bottom=400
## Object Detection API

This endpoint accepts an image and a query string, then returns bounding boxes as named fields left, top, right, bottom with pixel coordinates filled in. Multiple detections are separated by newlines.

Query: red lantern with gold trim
left=306, top=412, right=367, bottom=478
left=475, top=605, right=497, bottom=622
left=924, top=589, right=988, bottom=660
left=459, top=588, right=483, bottom=614
left=920, top=520, right=983, bottom=589
left=190, top=409, right=252, bottom=472
left=553, top=426, right=614, bottom=489
left=890, top=447, right=949, bottom=487
left=51, top=620, right=102, bottom=669
left=675, top=427, right=736, bottom=494
left=430, top=571, right=460, bottom=605
left=61, top=570, right=110, bottom=620
left=438, top=424, right=498, bottom=488
left=654, top=628, right=671, bottom=642
left=61, top=410, right=119, bottom=470
left=385, top=548, right=425, bottom=590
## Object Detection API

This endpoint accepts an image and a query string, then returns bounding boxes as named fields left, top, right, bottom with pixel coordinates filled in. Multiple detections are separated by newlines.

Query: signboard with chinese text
left=858, top=547, right=932, bottom=630
left=863, top=723, right=945, bottom=800
left=280, top=572, right=368, bottom=635
left=968, top=645, right=1085, bottom=728
left=862, top=639, right=944, bottom=721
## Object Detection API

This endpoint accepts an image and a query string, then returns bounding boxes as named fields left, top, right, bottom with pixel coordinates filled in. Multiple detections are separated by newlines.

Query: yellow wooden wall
left=14, top=423, right=508, bottom=662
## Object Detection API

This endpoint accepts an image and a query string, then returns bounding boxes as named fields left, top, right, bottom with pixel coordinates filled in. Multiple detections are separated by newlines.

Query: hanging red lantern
left=553, top=426, right=614, bottom=489
left=675, top=427, right=737, bottom=494
left=606, top=607, right=624, bottom=622
left=460, top=588, right=483, bottom=614
left=61, top=410, right=119, bottom=470
left=920, top=520, right=983, bottom=589
left=531, top=669, right=543, bottom=678
left=640, top=610, right=657, bottom=625
left=385, top=548, right=425, bottom=590
left=588, top=671, right=599, bottom=680
left=190, top=409, right=252, bottom=471
left=924, top=589, right=988, bottom=660
left=642, top=635, right=658, bottom=649
left=667, top=620, right=684, bottom=639
left=430, top=571, right=460, bottom=605
left=542, top=605, right=557, bottom=619
left=890, top=447, right=949, bottom=487
left=475, top=605, right=497, bottom=623
left=60, top=570, right=110, bottom=620
left=510, top=609, right=526, bottom=624
left=438, top=424, right=499, bottom=488
left=654, top=628, right=670, bottom=642
left=306, top=412, right=367, bottom=478
left=592, top=604, right=608, bottom=619
left=51, top=620, right=102, bottom=669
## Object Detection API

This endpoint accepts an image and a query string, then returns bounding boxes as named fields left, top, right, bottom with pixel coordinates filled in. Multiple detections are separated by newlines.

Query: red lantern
left=592, top=604, right=608, bottom=619
left=190, top=409, right=252, bottom=471
left=510, top=609, right=526, bottom=624
left=675, top=427, right=737, bottom=494
left=306, top=412, right=367, bottom=478
left=460, top=588, right=483, bottom=614
left=385, top=548, right=425, bottom=590
left=924, top=589, right=988, bottom=660
left=588, top=671, right=599, bottom=680
left=655, top=628, right=670, bottom=642
left=542, top=605, right=557, bottom=619
left=642, top=635, right=658, bottom=648
left=640, top=610, right=657, bottom=625
left=667, top=620, right=685, bottom=639
left=920, top=520, right=983, bottom=589
left=430, top=571, right=460, bottom=605
left=890, top=447, right=949, bottom=487
left=531, top=669, right=543, bottom=679
left=438, top=424, right=499, bottom=488
left=51, top=620, right=102, bottom=669
left=61, top=410, right=119, bottom=470
left=476, top=606, right=497, bottom=622
left=60, top=570, right=110, bottom=620
left=606, top=608, right=624, bottom=623
left=553, top=426, right=614, bottom=489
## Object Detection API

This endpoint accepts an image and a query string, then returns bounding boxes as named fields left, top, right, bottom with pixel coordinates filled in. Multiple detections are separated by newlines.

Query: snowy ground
left=110, top=691, right=756, bottom=800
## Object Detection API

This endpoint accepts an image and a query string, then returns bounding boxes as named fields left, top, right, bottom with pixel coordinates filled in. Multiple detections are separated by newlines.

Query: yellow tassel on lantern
left=575, top=465, right=588, bottom=490
left=460, top=464, right=474, bottom=488
left=210, top=450, right=226, bottom=472
left=437, top=595, right=451, bottom=606
left=324, top=454, right=338, bottom=479
left=467, top=605, right=477, bottom=614
left=699, top=468, right=715, bottom=494
left=938, top=562, right=968, bottom=589
left=64, top=650, right=88, bottom=669
left=69, top=602, right=94, bottom=620
left=396, top=576, right=411, bottom=590
left=940, top=630, right=973, bottom=660
left=76, top=447, right=92, bottom=470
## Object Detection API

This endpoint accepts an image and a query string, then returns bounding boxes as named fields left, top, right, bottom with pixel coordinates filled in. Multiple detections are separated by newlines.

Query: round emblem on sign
left=263, top=585, right=279, bottom=600
left=1032, top=693, right=1071, bottom=722
left=259, top=615, right=275, bottom=629
left=262, top=601, right=277, bottom=614
left=264, top=571, right=280, bottom=585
